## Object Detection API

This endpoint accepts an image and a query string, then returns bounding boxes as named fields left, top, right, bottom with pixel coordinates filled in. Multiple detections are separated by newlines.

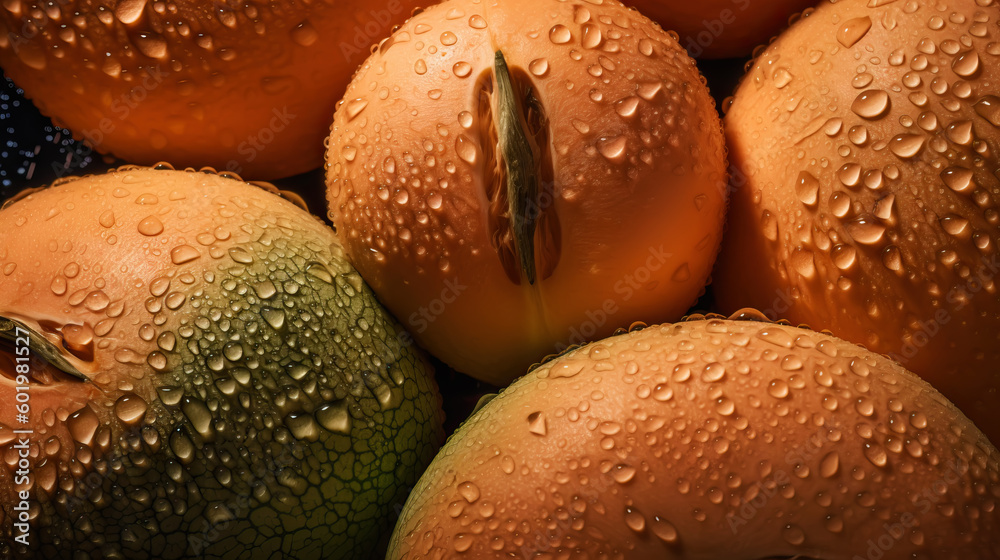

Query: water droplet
left=795, top=171, right=819, bottom=206
left=837, top=16, right=872, bottom=47
left=316, top=401, right=351, bottom=434
left=182, top=397, right=213, bottom=437
left=137, top=215, right=164, bottom=236
left=941, top=167, right=974, bottom=193
left=453, top=61, right=472, bottom=78
left=701, top=363, right=725, bottom=383
left=782, top=524, right=806, bottom=545
left=873, top=194, right=895, bottom=220
left=527, top=411, right=547, bottom=436
left=852, top=90, right=890, bottom=119
left=651, top=516, right=678, bottom=542
left=889, top=134, right=925, bottom=158
left=170, top=245, right=200, bottom=264
left=468, top=14, right=487, bottom=29
left=114, top=0, right=146, bottom=24
left=625, top=507, right=646, bottom=533
left=790, top=248, right=816, bottom=278
left=344, top=98, right=368, bottom=121
left=549, top=24, right=571, bottom=44
left=612, top=464, right=636, bottom=484
left=134, top=31, right=168, bottom=59
left=261, top=307, right=286, bottom=330
left=581, top=23, right=602, bottom=49
left=772, top=68, right=793, bottom=88
left=940, top=215, right=969, bottom=237
left=114, top=394, right=148, bottom=424
left=863, top=442, right=888, bottom=467
left=414, top=58, right=427, bottom=75
left=756, top=328, right=795, bottom=348
left=458, top=481, right=480, bottom=503
left=285, top=412, right=320, bottom=441
left=291, top=20, right=318, bottom=47
left=66, top=405, right=100, bottom=445
left=598, top=136, right=626, bottom=162
left=768, top=379, right=790, bottom=398
left=169, top=430, right=195, bottom=463
left=847, top=218, right=885, bottom=245
left=528, top=58, right=549, bottom=77
left=974, top=95, right=1000, bottom=126
left=615, top=96, right=639, bottom=118
left=952, top=50, right=980, bottom=77
left=947, top=121, right=973, bottom=146
left=638, top=38, right=654, bottom=56
left=440, top=31, right=457, bottom=45
left=99, top=210, right=116, bottom=228
left=909, top=412, right=928, bottom=429
left=455, top=134, right=477, bottom=164
left=816, top=450, right=841, bottom=478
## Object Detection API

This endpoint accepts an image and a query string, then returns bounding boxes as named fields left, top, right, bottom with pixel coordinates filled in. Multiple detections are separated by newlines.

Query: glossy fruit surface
left=624, top=0, right=816, bottom=59
left=326, top=0, right=728, bottom=385
left=0, top=168, right=444, bottom=559
left=0, top=0, right=426, bottom=179
left=388, top=318, right=1000, bottom=559
left=714, top=0, right=1000, bottom=443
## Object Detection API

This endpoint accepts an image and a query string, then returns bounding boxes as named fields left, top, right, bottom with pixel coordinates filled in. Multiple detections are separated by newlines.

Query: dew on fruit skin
left=66, top=405, right=100, bottom=445
left=952, top=50, right=980, bottom=77
left=941, top=167, right=974, bottom=193
left=170, top=244, right=201, bottom=264
left=975, top=95, right=1000, bottom=126
left=852, top=90, right=891, bottom=119
left=651, top=516, right=678, bottom=543
left=782, top=524, right=806, bottom=545
left=182, top=397, right=214, bottom=438
left=795, top=171, right=819, bottom=206
left=946, top=120, right=973, bottom=145
left=527, top=411, right=547, bottom=436
left=114, top=394, right=148, bottom=425
left=624, top=507, right=646, bottom=532
left=598, top=136, right=627, bottom=162
left=581, top=23, right=602, bottom=49
left=114, top=0, right=146, bottom=24
left=846, top=218, right=886, bottom=245
left=284, top=412, right=320, bottom=441
left=458, top=481, right=481, bottom=503
left=837, top=16, right=872, bottom=47
left=455, top=134, right=477, bottom=163
left=344, top=98, right=369, bottom=121
left=820, top=451, right=840, bottom=478
left=137, top=215, right=164, bottom=236
left=889, top=134, right=925, bottom=158
left=528, top=58, right=549, bottom=77
left=315, top=401, right=352, bottom=434
left=133, top=31, right=168, bottom=59
left=864, top=442, right=888, bottom=467
left=99, top=210, right=116, bottom=228
left=873, top=194, right=895, bottom=220
left=290, top=20, right=318, bottom=47
left=768, top=379, right=790, bottom=398
left=549, top=24, right=571, bottom=44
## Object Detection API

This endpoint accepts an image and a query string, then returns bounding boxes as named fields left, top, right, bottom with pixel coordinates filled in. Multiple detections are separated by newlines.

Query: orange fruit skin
left=0, top=168, right=444, bottom=559
left=713, top=0, right=1000, bottom=443
left=623, top=0, right=817, bottom=59
left=389, top=320, right=1000, bottom=559
left=326, top=0, right=728, bottom=385
left=0, top=0, right=429, bottom=179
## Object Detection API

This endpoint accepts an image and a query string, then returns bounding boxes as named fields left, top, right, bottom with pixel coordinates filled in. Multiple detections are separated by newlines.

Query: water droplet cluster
left=716, top=0, right=1000, bottom=440
left=0, top=169, right=443, bottom=558
left=387, top=319, right=1000, bottom=558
